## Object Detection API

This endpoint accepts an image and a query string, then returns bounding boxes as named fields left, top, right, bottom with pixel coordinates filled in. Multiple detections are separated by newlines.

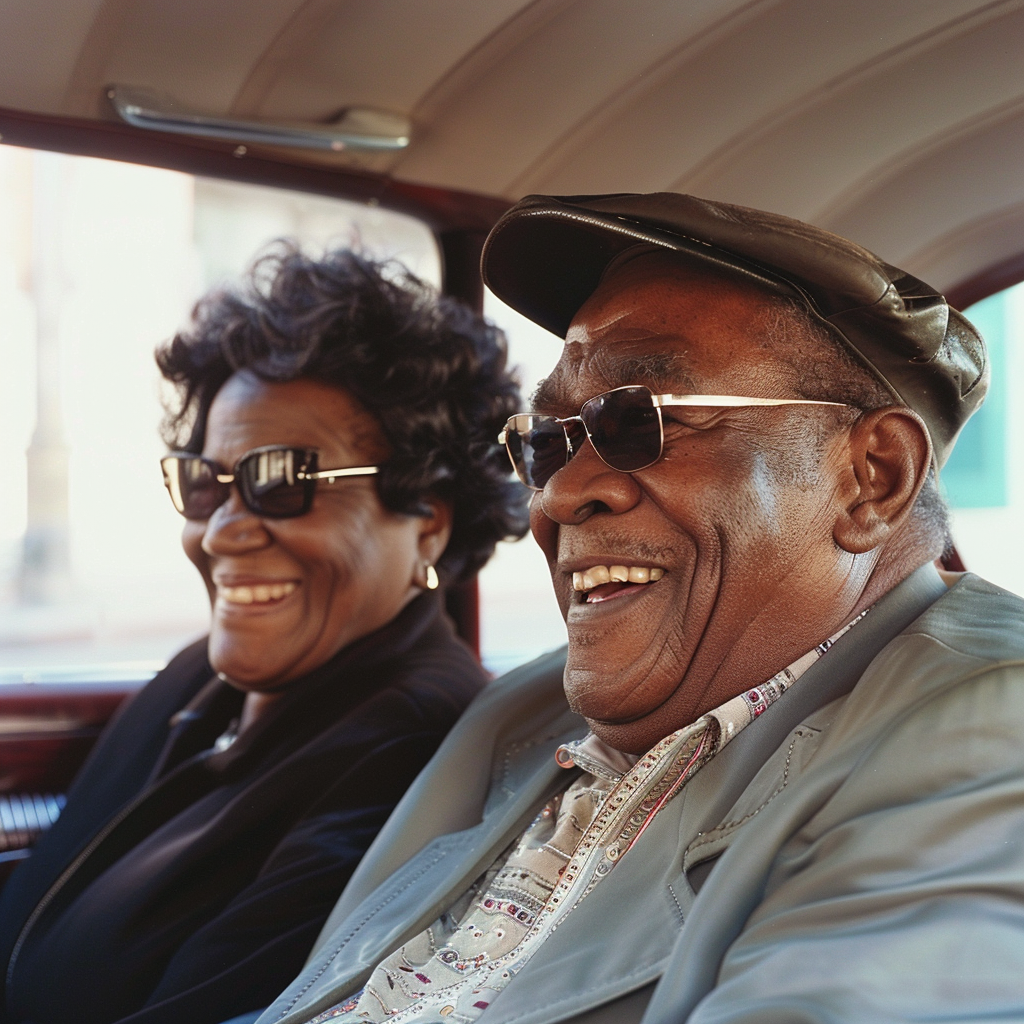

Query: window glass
left=941, top=291, right=1008, bottom=508
left=946, top=281, right=1024, bottom=596
left=0, top=147, right=439, bottom=681
left=476, top=292, right=565, bottom=675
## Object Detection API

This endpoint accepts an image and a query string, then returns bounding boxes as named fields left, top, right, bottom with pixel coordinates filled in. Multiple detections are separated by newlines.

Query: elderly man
left=249, top=194, right=1024, bottom=1024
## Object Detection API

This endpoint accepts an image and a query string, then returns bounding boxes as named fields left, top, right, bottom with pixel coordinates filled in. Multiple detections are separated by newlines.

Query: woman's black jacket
left=0, top=591, right=484, bottom=1024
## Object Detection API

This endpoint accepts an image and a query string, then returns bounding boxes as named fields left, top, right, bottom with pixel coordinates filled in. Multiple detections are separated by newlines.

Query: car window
left=0, top=147, right=440, bottom=684
left=478, top=293, right=565, bottom=675
left=945, top=283, right=1022, bottom=594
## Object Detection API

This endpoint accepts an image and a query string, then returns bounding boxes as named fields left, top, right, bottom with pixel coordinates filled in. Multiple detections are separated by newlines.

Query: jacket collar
left=180, top=590, right=450, bottom=775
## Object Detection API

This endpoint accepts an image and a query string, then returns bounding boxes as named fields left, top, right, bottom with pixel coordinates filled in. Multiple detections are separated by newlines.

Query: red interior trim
left=940, top=546, right=968, bottom=573
left=946, top=250, right=1024, bottom=311
left=0, top=105, right=511, bottom=234
left=0, top=681, right=139, bottom=727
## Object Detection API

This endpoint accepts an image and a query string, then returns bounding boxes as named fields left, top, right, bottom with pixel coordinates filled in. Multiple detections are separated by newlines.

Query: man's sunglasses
left=161, top=445, right=379, bottom=520
left=498, top=385, right=848, bottom=490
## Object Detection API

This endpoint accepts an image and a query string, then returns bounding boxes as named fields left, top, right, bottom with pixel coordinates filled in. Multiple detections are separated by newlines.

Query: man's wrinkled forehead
left=563, top=253, right=697, bottom=347
left=534, top=252, right=776, bottom=413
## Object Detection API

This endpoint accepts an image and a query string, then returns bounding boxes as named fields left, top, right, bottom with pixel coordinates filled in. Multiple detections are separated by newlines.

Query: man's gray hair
left=764, top=296, right=953, bottom=558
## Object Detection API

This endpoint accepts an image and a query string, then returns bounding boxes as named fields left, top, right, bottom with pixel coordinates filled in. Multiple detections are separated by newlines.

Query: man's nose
left=200, top=490, right=272, bottom=556
left=539, top=437, right=642, bottom=524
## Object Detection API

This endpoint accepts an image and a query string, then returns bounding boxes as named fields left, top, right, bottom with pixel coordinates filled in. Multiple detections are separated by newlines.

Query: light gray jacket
left=256, top=568, right=1024, bottom=1024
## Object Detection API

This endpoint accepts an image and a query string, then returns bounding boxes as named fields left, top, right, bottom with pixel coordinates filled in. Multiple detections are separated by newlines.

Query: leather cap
left=481, top=192, right=987, bottom=467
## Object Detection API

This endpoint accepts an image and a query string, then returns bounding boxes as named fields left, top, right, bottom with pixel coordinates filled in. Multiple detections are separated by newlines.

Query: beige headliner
left=2, top=0, right=1024, bottom=294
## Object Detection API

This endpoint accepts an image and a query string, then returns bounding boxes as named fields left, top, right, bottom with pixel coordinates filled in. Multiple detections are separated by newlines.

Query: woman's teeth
left=572, top=565, right=665, bottom=592
left=219, top=582, right=297, bottom=605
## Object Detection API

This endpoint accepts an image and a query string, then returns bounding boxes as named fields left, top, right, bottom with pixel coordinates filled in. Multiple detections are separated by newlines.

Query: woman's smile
left=214, top=579, right=299, bottom=607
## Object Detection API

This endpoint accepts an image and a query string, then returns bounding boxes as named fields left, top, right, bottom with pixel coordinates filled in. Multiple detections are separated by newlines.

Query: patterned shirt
left=306, top=610, right=868, bottom=1023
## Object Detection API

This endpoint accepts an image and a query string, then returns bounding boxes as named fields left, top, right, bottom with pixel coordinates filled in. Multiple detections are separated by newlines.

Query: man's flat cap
left=481, top=192, right=987, bottom=467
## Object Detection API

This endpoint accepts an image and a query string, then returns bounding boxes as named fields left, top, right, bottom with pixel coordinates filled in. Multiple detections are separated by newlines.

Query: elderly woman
left=0, top=248, right=527, bottom=1024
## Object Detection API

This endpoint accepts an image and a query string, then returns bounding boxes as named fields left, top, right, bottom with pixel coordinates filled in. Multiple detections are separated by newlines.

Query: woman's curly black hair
left=156, top=244, right=529, bottom=582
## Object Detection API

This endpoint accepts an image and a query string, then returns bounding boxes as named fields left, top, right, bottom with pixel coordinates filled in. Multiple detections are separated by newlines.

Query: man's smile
left=571, top=564, right=666, bottom=602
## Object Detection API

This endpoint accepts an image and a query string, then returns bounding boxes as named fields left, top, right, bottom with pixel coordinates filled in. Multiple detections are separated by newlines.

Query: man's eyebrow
left=531, top=376, right=564, bottom=413
left=601, top=353, right=698, bottom=392
left=532, top=353, right=699, bottom=413
left=531, top=352, right=701, bottom=413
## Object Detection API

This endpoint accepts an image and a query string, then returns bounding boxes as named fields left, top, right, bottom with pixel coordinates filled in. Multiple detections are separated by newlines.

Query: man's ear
left=832, top=406, right=932, bottom=555
left=415, top=497, right=454, bottom=569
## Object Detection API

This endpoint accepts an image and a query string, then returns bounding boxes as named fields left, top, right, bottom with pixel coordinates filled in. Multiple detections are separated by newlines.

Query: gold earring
left=425, top=564, right=439, bottom=590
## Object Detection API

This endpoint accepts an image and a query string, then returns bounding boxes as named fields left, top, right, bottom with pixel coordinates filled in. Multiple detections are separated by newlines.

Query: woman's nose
left=539, top=437, right=643, bottom=525
left=200, top=491, right=273, bottom=556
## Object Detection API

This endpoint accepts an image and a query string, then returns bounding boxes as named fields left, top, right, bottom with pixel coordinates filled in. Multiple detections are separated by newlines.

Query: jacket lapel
left=479, top=702, right=806, bottom=1024
left=264, top=648, right=582, bottom=1024
left=315, top=646, right=574, bottom=935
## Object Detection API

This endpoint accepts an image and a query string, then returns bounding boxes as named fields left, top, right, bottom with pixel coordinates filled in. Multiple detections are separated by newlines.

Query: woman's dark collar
left=205, top=589, right=450, bottom=768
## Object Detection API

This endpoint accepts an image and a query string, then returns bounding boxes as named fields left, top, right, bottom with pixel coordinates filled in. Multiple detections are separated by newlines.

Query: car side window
left=945, top=284, right=1021, bottom=593
left=0, top=147, right=438, bottom=684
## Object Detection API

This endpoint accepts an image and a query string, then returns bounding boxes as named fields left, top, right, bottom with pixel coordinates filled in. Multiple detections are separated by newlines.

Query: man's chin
left=583, top=714, right=674, bottom=757
left=563, top=641, right=680, bottom=715
left=564, top=655, right=707, bottom=755
left=566, top=688, right=663, bottom=758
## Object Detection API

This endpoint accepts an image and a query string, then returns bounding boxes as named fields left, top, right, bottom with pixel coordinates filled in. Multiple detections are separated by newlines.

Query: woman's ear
left=414, top=497, right=454, bottom=574
left=832, top=407, right=932, bottom=555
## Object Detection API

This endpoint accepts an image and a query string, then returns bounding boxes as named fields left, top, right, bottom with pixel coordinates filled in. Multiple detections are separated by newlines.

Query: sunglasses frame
left=161, top=444, right=380, bottom=519
left=499, top=385, right=850, bottom=490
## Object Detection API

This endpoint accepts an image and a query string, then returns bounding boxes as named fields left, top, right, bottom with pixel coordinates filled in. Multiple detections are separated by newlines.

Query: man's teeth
left=572, top=566, right=665, bottom=592
left=219, top=582, right=297, bottom=605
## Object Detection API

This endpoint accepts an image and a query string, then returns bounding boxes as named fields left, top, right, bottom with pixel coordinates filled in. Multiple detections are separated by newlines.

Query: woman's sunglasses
left=498, top=385, right=848, bottom=490
left=161, top=445, right=379, bottom=520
